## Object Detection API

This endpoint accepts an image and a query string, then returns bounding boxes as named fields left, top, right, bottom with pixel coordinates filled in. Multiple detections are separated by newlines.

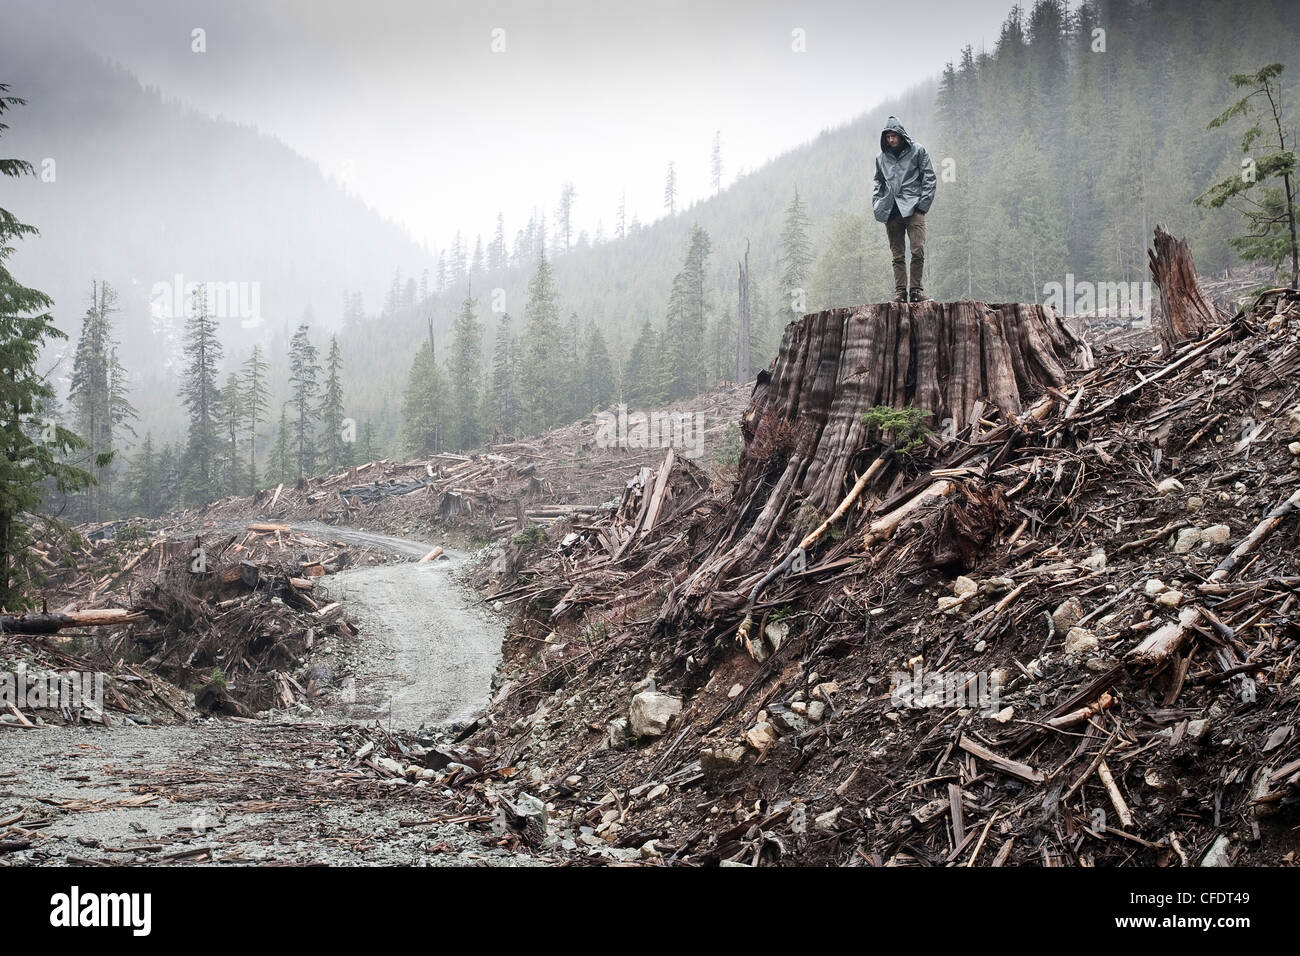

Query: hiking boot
left=909, top=288, right=931, bottom=302
left=893, top=289, right=909, bottom=303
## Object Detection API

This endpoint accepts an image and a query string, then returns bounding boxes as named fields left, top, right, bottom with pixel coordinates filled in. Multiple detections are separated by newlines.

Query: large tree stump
left=658, top=300, right=1089, bottom=626
left=1148, top=225, right=1223, bottom=354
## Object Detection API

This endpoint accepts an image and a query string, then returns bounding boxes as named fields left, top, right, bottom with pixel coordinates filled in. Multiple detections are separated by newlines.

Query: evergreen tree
left=0, top=86, right=95, bottom=605
left=519, top=254, right=566, bottom=431
left=317, top=335, right=347, bottom=472
left=448, top=297, right=483, bottom=449
left=780, top=187, right=814, bottom=303
left=711, top=130, right=723, bottom=194
left=287, top=323, right=320, bottom=481
left=266, top=406, right=293, bottom=487
left=177, top=285, right=224, bottom=505
left=241, top=345, right=268, bottom=494
left=68, top=279, right=136, bottom=520
left=557, top=183, right=576, bottom=253
left=128, top=432, right=160, bottom=517
left=581, top=320, right=615, bottom=412
left=624, top=320, right=665, bottom=407
left=489, top=313, right=519, bottom=436
left=401, top=335, right=446, bottom=455
left=1198, top=62, right=1299, bottom=287
left=216, top=371, right=245, bottom=496
left=661, top=225, right=712, bottom=400
left=664, top=162, right=677, bottom=216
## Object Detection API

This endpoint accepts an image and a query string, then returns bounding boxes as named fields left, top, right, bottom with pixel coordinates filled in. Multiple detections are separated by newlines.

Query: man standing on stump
left=873, top=115, right=936, bottom=303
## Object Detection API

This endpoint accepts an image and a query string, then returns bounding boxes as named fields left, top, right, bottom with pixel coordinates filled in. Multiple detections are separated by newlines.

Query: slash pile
left=467, top=289, right=1300, bottom=867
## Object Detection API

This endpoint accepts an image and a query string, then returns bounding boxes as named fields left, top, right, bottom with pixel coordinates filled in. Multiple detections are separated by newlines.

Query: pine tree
left=68, top=279, right=136, bottom=520
left=317, top=335, right=347, bottom=472
left=623, top=320, right=664, bottom=407
left=0, top=86, right=95, bottom=605
left=448, top=297, right=483, bottom=449
left=557, top=183, right=576, bottom=253
left=266, top=406, right=293, bottom=487
left=216, top=371, right=245, bottom=496
left=287, top=323, right=320, bottom=481
left=489, top=312, right=519, bottom=436
left=401, top=334, right=446, bottom=455
left=241, top=345, right=268, bottom=494
left=780, top=187, right=814, bottom=304
left=128, top=432, right=160, bottom=517
left=616, top=191, right=627, bottom=240
left=519, top=254, right=566, bottom=432
left=177, top=285, right=224, bottom=505
left=1198, top=62, right=1299, bottom=287
left=581, top=320, right=615, bottom=412
left=490, top=213, right=507, bottom=272
left=664, top=162, right=677, bottom=216
left=661, top=225, right=712, bottom=399
left=711, top=130, right=723, bottom=194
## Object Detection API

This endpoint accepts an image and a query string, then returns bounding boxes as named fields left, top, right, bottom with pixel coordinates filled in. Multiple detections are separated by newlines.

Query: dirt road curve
left=301, top=522, right=504, bottom=729
left=0, top=524, right=521, bottom=866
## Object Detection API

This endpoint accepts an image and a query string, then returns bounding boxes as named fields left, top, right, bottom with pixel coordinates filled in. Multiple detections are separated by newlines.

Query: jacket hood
left=880, top=116, right=912, bottom=153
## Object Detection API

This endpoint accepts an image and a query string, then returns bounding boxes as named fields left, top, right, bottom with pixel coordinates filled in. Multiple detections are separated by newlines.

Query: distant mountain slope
left=0, top=25, right=432, bottom=394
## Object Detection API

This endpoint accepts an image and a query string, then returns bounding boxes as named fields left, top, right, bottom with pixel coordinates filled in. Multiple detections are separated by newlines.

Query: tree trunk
left=657, top=300, right=1089, bottom=627
left=1148, top=225, right=1222, bottom=354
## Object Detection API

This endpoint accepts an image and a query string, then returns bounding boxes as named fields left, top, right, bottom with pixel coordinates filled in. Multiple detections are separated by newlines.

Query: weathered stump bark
left=658, top=300, right=1089, bottom=627
left=1148, top=225, right=1223, bottom=354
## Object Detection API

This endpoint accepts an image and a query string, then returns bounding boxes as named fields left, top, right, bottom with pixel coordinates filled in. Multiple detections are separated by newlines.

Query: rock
left=973, top=640, right=987, bottom=652
left=1063, top=627, right=1099, bottom=655
left=1186, top=496, right=1204, bottom=512
left=700, top=742, right=747, bottom=773
left=744, top=721, right=778, bottom=750
left=1156, top=477, right=1185, bottom=495
left=628, top=691, right=681, bottom=738
left=806, top=700, right=827, bottom=722
left=812, top=681, right=839, bottom=700
left=492, top=600, right=505, bottom=613
left=1201, top=524, right=1232, bottom=546
left=814, top=807, right=842, bottom=832
left=993, top=706, right=1014, bottom=723
left=1080, top=549, right=1107, bottom=571
left=953, top=575, right=978, bottom=597
left=514, top=792, right=548, bottom=838
left=764, top=619, right=789, bottom=654
left=1174, top=527, right=1203, bottom=553
left=1145, top=578, right=1167, bottom=595
left=302, top=661, right=333, bottom=687
left=639, top=840, right=661, bottom=859
left=1052, top=597, right=1084, bottom=631
left=630, top=674, right=657, bottom=694
left=606, top=717, right=630, bottom=750
left=791, top=700, right=808, bottom=714
left=768, top=706, right=806, bottom=734
left=1290, top=442, right=1300, bottom=456
left=1155, top=589, right=1184, bottom=608
left=719, top=859, right=753, bottom=867
left=1186, top=718, right=1210, bottom=743
left=983, top=577, right=1015, bottom=594
left=936, top=595, right=965, bottom=614
left=375, top=756, right=405, bottom=776
left=727, top=683, right=743, bottom=699
left=1200, top=834, right=1233, bottom=867
left=646, top=783, right=669, bottom=801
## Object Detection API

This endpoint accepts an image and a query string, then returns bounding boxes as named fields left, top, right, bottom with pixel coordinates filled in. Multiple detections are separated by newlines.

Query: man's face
left=885, top=132, right=901, bottom=148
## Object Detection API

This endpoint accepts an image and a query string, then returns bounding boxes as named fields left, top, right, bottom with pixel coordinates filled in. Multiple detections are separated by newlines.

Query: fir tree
left=448, top=297, right=483, bottom=449
left=287, top=322, right=320, bottom=481
left=780, top=187, right=814, bottom=304
left=177, top=285, right=224, bottom=505
left=317, top=335, right=347, bottom=472
left=0, top=86, right=95, bottom=604
left=241, top=345, right=268, bottom=494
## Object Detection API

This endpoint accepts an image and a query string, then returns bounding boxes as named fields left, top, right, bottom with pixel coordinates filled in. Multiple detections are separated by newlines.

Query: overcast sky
left=11, top=0, right=1016, bottom=254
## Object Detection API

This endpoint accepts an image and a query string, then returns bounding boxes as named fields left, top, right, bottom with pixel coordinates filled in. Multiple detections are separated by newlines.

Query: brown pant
left=886, top=211, right=926, bottom=294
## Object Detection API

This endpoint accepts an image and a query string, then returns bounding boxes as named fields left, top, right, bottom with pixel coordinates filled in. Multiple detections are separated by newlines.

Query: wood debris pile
left=465, top=287, right=1300, bottom=866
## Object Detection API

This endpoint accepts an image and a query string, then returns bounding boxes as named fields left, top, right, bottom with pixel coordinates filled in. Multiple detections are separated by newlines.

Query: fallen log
left=1, top=608, right=148, bottom=634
